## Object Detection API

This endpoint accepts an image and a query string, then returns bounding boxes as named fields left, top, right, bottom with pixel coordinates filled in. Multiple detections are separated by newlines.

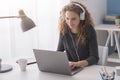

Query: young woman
left=57, top=2, right=99, bottom=69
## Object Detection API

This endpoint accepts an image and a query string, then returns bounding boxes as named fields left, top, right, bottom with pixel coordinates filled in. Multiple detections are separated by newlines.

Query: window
left=0, top=0, right=69, bottom=60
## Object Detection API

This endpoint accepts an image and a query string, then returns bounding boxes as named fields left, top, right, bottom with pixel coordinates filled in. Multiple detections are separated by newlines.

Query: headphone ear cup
left=80, top=13, right=85, bottom=20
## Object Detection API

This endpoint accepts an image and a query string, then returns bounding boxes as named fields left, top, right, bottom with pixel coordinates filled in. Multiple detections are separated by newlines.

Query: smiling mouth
left=70, top=25, right=75, bottom=27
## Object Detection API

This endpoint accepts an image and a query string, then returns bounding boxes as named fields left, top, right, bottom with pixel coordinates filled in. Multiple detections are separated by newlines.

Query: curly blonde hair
left=58, top=2, right=94, bottom=44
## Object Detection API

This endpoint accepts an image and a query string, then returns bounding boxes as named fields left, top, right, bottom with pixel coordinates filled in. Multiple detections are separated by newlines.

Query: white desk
left=0, top=62, right=118, bottom=80
left=95, top=24, right=120, bottom=63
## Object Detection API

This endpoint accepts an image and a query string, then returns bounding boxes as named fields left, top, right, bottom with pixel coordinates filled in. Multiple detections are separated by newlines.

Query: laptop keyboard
left=71, top=67, right=83, bottom=75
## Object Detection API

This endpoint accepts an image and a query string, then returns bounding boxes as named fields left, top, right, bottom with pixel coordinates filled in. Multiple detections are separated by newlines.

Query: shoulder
left=86, top=24, right=96, bottom=37
left=59, top=32, right=69, bottom=39
left=86, top=24, right=95, bottom=32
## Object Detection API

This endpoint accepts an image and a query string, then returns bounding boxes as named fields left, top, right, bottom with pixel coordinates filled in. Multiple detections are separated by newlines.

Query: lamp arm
left=0, top=15, right=25, bottom=19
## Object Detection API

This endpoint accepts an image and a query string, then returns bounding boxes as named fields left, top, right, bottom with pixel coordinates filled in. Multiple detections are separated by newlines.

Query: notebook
left=33, top=49, right=83, bottom=76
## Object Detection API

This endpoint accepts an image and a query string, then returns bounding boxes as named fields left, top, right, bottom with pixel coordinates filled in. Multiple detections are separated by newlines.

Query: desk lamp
left=0, top=9, right=36, bottom=73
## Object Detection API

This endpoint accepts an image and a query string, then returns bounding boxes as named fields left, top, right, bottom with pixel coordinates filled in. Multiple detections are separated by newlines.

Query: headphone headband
left=73, top=3, right=85, bottom=20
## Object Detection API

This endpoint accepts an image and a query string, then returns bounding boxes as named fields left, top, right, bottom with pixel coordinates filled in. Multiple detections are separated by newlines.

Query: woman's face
left=65, top=11, right=80, bottom=32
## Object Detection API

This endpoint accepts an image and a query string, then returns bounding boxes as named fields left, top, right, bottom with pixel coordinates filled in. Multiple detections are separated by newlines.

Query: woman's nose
left=68, top=20, right=72, bottom=24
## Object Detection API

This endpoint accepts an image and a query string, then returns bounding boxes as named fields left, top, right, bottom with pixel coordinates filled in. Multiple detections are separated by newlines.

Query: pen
left=99, top=72, right=105, bottom=80
left=101, top=67, right=109, bottom=78
left=104, top=67, right=109, bottom=77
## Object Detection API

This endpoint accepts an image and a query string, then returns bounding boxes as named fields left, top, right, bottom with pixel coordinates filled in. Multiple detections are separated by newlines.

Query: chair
left=98, top=45, right=108, bottom=66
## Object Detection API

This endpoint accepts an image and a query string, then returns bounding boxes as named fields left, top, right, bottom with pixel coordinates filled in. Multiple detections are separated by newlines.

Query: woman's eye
left=65, top=17, right=69, bottom=20
left=72, top=18, right=76, bottom=20
left=65, top=17, right=76, bottom=21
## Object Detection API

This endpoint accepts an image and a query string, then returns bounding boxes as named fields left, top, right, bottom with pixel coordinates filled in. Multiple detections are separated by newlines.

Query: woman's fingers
left=69, top=62, right=77, bottom=69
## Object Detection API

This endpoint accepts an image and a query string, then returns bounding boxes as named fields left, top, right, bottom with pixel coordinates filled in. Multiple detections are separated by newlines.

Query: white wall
left=0, top=1, right=11, bottom=60
left=0, top=0, right=70, bottom=60
left=9, top=0, right=38, bottom=59
left=36, top=0, right=70, bottom=51
left=0, top=0, right=38, bottom=60
left=71, top=0, right=107, bottom=25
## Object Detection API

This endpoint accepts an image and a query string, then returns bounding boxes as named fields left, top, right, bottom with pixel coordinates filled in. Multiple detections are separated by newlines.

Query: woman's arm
left=86, top=26, right=99, bottom=65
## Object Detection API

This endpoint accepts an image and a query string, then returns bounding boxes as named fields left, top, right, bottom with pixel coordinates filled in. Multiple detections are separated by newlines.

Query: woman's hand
left=69, top=62, right=78, bottom=69
left=69, top=60, right=88, bottom=69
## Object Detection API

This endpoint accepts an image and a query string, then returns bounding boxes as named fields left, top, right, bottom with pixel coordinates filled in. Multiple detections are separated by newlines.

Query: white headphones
left=73, top=2, right=85, bottom=20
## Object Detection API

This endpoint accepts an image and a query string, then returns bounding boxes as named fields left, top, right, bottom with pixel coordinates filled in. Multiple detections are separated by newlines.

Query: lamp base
left=0, top=64, right=13, bottom=73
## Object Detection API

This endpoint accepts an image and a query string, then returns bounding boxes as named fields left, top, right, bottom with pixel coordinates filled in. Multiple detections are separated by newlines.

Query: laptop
left=33, top=49, right=83, bottom=76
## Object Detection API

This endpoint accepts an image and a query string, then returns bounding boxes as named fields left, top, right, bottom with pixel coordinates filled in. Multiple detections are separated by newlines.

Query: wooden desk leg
left=114, top=32, right=120, bottom=59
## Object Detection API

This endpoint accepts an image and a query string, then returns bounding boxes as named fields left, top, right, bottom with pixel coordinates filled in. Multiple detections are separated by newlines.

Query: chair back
left=98, top=46, right=108, bottom=66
